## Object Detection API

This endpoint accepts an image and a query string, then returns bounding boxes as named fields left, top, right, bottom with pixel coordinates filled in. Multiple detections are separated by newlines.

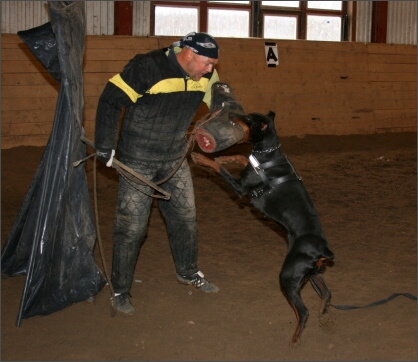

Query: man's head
left=181, top=32, right=219, bottom=59
left=175, top=32, right=219, bottom=81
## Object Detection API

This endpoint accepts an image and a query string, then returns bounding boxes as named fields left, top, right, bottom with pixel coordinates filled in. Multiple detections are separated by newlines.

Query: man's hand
left=96, top=149, right=115, bottom=167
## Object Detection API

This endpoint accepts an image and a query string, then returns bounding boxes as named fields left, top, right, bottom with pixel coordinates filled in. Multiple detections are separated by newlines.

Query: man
left=94, top=32, right=220, bottom=314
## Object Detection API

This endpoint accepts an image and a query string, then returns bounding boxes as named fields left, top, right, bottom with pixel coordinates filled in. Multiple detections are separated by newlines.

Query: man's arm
left=202, top=68, right=220, bottom=109
left=94, top=81, right=132, bottom=151
left=94, top=55, right=149, bottom=150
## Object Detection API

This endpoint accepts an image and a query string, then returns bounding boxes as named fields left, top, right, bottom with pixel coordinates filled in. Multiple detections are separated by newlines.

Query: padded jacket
left=94, top=47, right=219, bottom=162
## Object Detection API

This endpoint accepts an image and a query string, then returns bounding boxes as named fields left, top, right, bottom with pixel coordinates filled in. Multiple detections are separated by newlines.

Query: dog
left=191, top=111, right=334, bottom=344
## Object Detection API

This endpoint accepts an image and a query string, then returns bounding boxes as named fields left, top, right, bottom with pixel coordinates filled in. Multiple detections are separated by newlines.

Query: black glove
left=96, top=149, right=115, bottom=167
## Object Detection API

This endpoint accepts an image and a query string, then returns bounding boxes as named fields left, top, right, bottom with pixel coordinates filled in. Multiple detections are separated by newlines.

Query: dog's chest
left=241, top=165, right=264, bottom=190
left=242, top=152, right=301, bottom=199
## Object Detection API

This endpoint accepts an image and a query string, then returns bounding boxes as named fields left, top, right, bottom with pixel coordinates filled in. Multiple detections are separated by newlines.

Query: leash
left=78, top=134, right=195, bottom=198
left=73, top=137, right=169, bottom=315
left=78, top=136, right=172, bottom=200
left=106, top=136, right=195, bottom=199
left=73, top=145, right=119, bottom=316
left=310, top=263, right=416, bottom=311
left=246, top=145, right=417, bottom=311
left=92, top=155, right=117, bottom=316
left=330, top=292, right=417, bottom=310
left=73, top=133, right=195, bottom=315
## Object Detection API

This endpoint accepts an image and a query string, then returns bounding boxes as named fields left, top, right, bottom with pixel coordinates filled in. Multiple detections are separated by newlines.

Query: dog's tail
left=322, top=247, right=334, bottom=261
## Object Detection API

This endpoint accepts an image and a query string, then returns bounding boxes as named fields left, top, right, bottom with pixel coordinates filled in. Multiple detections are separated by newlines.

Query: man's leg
left=158, top=160, right=219, bottom=293
left=111, top=164, right=154, bottom=313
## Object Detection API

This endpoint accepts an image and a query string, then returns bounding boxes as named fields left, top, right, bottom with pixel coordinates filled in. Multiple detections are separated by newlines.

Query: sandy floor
left=1, top=132, right=417, bottom=361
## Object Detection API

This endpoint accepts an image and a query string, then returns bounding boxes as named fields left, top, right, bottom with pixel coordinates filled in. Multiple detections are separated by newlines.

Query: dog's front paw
left=191, top=152, right=210, bottom=165
left=191, top=152, right=220, bottom=173
left=215, top=155, right=248, bottom=167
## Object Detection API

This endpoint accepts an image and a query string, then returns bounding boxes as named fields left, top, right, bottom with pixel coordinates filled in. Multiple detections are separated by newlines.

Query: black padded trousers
left=110, top=158, right=199, bottom=294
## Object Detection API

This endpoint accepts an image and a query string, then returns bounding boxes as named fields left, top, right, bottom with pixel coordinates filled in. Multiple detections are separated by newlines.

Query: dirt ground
left=1, top=132, right=417, bottom=361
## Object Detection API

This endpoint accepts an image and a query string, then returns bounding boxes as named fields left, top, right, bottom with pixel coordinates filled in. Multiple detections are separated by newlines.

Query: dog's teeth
left=203, top=137, right=211, bottom=146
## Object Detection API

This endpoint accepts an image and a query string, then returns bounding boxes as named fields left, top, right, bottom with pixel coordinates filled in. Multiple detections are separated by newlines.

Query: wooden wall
left=1, top=34, right=416, bottom=149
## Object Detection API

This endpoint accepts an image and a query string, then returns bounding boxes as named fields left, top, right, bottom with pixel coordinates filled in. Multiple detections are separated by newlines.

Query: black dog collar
left=252, top=145, right=281, bottom=154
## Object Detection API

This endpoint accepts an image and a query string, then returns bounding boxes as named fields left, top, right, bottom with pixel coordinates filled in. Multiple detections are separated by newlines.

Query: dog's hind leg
left=279, top=263, right=310, bottom=344
left=310, top=272, right=331, bottom=315
left=310, top=272, right=335, bottom=335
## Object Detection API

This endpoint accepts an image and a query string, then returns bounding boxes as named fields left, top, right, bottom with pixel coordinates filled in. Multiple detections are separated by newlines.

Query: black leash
left=92, top=156, right=117, bottom=316
left=73, top=132, right=195, bottom=315
left=330, top=292, right=417, bottom=310
left=77, top=134, right=195, bottom=200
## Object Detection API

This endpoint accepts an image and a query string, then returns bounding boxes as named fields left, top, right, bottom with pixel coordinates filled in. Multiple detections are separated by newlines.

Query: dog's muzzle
left=193, top=107, right=249, bottom=153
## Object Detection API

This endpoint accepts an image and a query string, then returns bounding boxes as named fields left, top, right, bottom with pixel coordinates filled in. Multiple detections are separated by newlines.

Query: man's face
left=186, top=53, right=218, bottom=81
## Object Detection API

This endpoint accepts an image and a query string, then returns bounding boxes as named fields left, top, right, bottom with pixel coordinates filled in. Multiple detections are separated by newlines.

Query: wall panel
left=1, top=1, right=114, bottom=35
left=1, top=1, right=417, bottom=46
left=1, top=34, right=416, bottom=149
left=1, top=1, right=49, bottom=34
left=355, top=1, right=372, bottom=43
left=387, top=1, right=417, bottom=45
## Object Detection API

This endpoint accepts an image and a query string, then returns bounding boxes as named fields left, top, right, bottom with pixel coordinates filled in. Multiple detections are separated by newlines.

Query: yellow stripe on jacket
left=109, top=74, right=142, bottom=103
left=108, top=73, right=215, bottom=104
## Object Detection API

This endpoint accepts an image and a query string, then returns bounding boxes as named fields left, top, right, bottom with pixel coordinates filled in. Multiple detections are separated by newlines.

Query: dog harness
left=248, top=152, right=301, bottom=198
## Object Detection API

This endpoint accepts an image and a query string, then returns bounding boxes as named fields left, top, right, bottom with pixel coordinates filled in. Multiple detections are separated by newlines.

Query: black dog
left=191, top=111, right=334, bottom=344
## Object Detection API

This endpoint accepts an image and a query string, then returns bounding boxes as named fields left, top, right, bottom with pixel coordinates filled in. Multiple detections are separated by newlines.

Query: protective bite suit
left=94, top=46, right=219, bottom=294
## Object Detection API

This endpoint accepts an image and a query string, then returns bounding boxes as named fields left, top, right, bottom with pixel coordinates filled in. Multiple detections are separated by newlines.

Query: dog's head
left=238, top=111, right=279, bottom=151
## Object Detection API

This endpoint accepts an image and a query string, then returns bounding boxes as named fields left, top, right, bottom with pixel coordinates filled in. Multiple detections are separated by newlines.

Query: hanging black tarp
left=1, top=1, right=105, bottom=326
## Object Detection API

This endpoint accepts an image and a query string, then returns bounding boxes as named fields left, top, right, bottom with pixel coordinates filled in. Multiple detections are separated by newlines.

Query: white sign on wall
left=265, top=42, right=279, bottom=67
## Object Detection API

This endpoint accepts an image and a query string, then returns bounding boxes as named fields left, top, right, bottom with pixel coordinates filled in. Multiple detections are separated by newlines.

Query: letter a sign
left=265, top=42, right=279, bottom=67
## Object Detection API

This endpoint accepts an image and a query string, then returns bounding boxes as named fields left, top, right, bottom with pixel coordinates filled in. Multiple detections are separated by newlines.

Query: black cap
left=178, top=32, right=219, bottom=59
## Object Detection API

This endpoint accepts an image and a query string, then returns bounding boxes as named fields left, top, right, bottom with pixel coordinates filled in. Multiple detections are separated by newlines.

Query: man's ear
left=178, top=47, right=192, bottom=61
left=183, top=47, right=194, bottom=60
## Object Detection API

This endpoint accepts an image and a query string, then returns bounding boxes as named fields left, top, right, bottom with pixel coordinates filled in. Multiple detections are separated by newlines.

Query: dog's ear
left=267, top=111, right=275, bottom=121
left=260, top=111, right=276, bottom=131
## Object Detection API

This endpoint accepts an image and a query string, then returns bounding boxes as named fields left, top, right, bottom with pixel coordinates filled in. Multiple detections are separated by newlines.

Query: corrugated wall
left=133, top=1, right=151, bottom=36
left=1, top=1, right=115, bottom=35
left=84, top=1, right=114, bottom=36
left=355, top=1, right=372, bottom=43
left=1, top=1, right=49, bottom=34
left=1, top=1, right=417, bottom=45
left=387, top=1, right=417, bottom=45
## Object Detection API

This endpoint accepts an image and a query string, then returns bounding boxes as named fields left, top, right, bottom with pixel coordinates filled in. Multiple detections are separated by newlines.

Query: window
left=306, top=15, right=342, bottom=41
left=207, top=1, right=251, bottom=37
left=154, top=5, right=198, bottom=36
left=208, top=8, right=250, bottom=37
left=152, top=1, right=251, bottom=37
left=261, top=1, right=347, bottom=41
left=263, top=14, right=298, bottom=40
left=306, top=1, right=343, bottom=41
left=151, top=1, right=348, bottom=41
